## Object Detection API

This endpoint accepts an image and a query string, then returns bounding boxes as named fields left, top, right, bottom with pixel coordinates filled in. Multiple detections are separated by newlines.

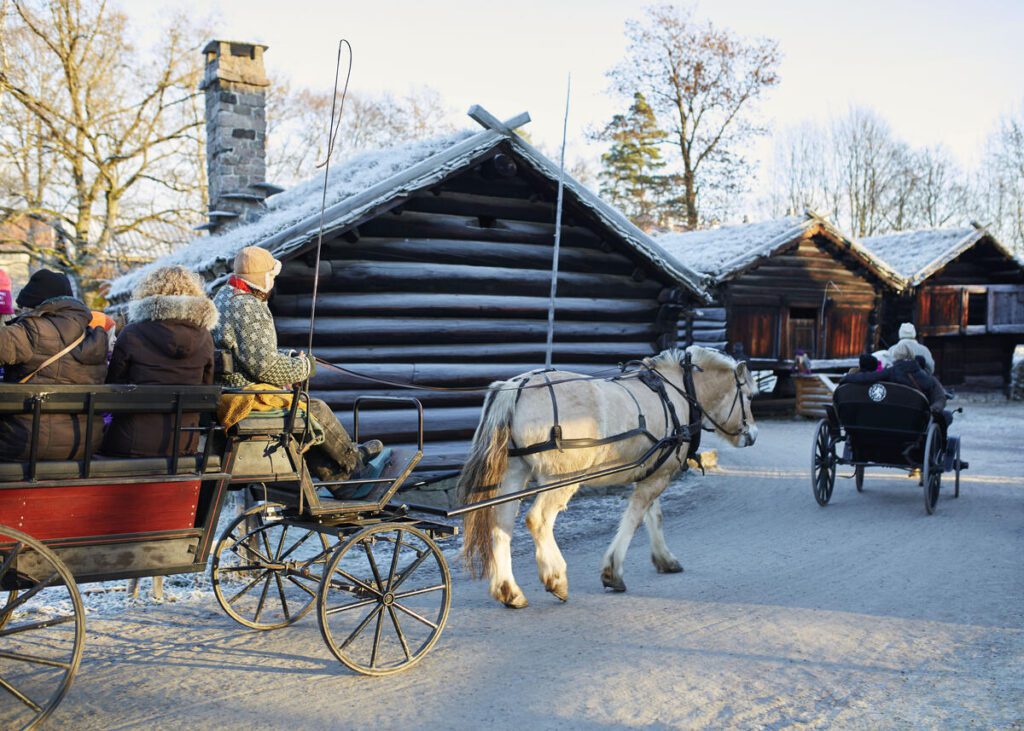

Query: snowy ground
left=10, top=400, right=1024, bottom=729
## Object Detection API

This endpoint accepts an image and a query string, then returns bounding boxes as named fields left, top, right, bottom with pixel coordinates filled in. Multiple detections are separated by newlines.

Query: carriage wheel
left=811, top=419, right=837, bottom=506
left=0, top=592, right=15, bottom=632
left=212, top=506, right=333, bottom=631
left=922, top=423, right=943, bottom=515
left=854, top=465, right=865, bottom=493
left=953, top=439, right=961, bottom=499
left=318, top=523, right=451, bottom=676
left=0, top=525, right=85, bottom=731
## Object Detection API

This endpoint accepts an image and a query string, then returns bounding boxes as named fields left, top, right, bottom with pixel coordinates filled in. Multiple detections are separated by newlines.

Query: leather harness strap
left=507, top=358, right=713, bottom=479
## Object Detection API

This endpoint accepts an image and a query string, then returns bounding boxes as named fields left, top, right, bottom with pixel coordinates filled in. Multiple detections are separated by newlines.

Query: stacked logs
left=271, top=155, right=689, bottom=476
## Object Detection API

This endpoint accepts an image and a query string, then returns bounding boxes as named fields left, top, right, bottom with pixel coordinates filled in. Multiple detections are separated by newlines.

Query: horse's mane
left=646, top=346, right=736, bottom=371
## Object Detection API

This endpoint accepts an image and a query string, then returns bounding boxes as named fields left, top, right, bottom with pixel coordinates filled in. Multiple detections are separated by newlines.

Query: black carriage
left=810, top=381, right=967, bottom=514
left=0, top=384, right=454, bottom=730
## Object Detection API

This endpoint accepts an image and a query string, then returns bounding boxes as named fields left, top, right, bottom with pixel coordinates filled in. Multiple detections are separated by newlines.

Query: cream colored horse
left=457, top=346, right=758, bottom=608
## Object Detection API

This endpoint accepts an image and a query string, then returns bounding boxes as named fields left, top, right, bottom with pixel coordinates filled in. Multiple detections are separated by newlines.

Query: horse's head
left=649, top=346, right=758, bottom=448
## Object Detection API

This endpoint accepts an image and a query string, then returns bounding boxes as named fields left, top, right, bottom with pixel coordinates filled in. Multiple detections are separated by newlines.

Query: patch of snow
left=657, top=216, right=807, bottom=277
left=108, top=130, right=477, bottom=300
left=860, top=227, right=977, bottom=282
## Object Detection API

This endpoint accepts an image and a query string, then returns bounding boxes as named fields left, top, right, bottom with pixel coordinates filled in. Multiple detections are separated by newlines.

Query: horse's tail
left=457, top=381, right=518, bottom=579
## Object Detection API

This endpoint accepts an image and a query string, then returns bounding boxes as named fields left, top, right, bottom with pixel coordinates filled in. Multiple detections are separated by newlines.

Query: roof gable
left=657, top=211, right=903, bottom=290
left=110, top=107, right=709, bottom=303
left=860, top=226, right=1021, bottom=286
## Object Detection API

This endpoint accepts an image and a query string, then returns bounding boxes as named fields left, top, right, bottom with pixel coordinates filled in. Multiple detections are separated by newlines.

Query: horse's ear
left=735, top=361, right=749, bottom=379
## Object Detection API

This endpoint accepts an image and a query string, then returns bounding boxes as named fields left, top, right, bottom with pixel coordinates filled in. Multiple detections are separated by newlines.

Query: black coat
left=0, top=297, right=109, bottom=460
left=840, top=359, right=947, bottom=411
left=102, top=294, right=217, bottom=457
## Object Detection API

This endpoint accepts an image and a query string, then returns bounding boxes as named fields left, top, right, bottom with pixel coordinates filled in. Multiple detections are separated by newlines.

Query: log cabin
left=108, top=100, right=709, bottom=477
left=860, top=225, right=1024, bottom=385
left=658, top=211, right=904, bottom=372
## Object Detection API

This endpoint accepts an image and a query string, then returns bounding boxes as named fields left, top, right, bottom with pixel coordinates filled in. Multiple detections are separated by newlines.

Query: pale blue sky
left=131, top=0, right=1024, bottom=202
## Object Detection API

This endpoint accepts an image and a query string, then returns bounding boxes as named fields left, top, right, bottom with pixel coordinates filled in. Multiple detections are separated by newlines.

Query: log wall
left=272, top=151, right=688, bottom=476
left=678, top=233, right=886, bottom=366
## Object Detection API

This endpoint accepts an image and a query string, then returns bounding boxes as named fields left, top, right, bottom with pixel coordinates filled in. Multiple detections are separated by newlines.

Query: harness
left=507, top=354, right=735, bottom=479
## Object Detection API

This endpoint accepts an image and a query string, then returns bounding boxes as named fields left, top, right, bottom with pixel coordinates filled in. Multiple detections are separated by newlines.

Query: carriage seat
left=0, top=454, right=222, bottom=483
left=833, top=382, right=934, bottom=466
left=0, top=384, right=225, bottom=483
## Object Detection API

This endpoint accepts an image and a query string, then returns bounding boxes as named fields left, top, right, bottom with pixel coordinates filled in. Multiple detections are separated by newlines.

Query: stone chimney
left=199, top=40, right=280, bottom=234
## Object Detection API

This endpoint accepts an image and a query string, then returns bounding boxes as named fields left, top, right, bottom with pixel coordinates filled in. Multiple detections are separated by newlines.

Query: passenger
left=847, top=353, right=880, bottom=375
left=212, top=247, right=384, bottom=490
left=102, top=266, right=217, bottom=458
left=840, top=354, right=950, bottom=429
left=0, top=269, right=108, bottom=460
left=888, top=322, right=935, bottom=374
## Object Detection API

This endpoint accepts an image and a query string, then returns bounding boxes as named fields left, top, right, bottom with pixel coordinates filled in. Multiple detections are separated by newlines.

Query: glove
left=304, top=353, right=317, bottom=379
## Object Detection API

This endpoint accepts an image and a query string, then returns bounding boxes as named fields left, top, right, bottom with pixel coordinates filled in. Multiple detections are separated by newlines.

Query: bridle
left=657, top=356, right=752, bottom=439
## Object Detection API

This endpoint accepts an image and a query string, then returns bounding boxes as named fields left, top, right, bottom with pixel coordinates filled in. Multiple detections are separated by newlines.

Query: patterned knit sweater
left=212, top=278, right=310, bottom=389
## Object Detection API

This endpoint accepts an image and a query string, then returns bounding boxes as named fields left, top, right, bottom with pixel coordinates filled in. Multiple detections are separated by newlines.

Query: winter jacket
left=0, top=297, right=109, bottom=460
left=102, top=293, right=218, bottom=457
left=840, top=359, right=947, bottom=412
left=212, top=277, right=310, bottom=389
left=888, top=337, right=935, bottom=374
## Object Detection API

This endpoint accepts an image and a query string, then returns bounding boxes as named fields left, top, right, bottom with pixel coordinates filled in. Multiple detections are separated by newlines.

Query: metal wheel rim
left=0, top=525, right=85, bottom=731
left=953, top=440, right=961, bottom=498
left=811, top=420, right=836, bottom=506
left=923, top=425, right=942, bottom=515
left=212, top=507, right=332, bottom=631
left=317, top=524, right=451, bottom=676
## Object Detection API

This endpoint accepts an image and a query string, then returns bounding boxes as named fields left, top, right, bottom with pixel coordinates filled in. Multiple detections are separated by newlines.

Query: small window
left=967, top=292, right=987, bottom=327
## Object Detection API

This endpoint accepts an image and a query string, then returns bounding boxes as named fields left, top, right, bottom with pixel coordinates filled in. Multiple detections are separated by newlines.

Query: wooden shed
left=109, top=107, right=708, bottom=476
left=861, top=225, right=1024, bottom=385
left=658, top=211, right=903, bottom=370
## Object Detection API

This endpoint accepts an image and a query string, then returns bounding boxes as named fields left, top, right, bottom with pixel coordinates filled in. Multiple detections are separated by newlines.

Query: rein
left=313, top=357, right=643, bottom=394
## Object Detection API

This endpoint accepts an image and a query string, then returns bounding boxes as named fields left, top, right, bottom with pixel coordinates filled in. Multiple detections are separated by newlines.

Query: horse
left=456, top=346, right=758, bottom=608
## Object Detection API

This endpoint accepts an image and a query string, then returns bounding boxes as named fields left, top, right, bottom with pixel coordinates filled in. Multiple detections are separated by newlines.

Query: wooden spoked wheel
left=0, top=525, right=85, bottom=731
left=811, top=419, right=837, bottom=506
left=318, top=524, right=451, bottom=676
left=854, top=465, right=865, bottom=493
left=922, top=423, right=943, bottom=515
left=212, top=506, right=333, bottom=631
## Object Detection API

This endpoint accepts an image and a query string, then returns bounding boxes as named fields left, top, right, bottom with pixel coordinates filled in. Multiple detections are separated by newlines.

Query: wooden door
left=786, top=307, right=818, bottom=359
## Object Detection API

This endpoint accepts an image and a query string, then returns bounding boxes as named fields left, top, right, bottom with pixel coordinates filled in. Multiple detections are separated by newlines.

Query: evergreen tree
left=597, top=92, right=671, bottom=230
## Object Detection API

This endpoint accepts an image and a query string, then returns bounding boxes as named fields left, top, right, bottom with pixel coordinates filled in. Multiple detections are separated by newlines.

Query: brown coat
left=102, top=293, right=217, bottom=457
left=0, top=297, right=109, bottom=460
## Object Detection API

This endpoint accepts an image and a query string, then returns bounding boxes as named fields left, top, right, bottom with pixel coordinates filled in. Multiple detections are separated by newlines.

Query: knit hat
left=898, top=322, right=917, bottom=340
left=233, top=247, right=282, bottom=292
left=16, top=269, right=73, bottom=309
left=0, top=268, right=12, bottom=315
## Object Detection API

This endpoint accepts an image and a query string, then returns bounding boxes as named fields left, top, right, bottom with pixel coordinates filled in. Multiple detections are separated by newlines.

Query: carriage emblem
left=868, top=383, right=887, bottom=402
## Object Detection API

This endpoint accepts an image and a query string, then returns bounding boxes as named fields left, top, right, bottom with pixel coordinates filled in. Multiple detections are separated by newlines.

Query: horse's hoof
left=495, top=580, right=528, bottom=608
left=600, top=568, right=627, bottom=593
left=545, top=579, right=569, bottom=602
left=655, top=560, right=684, bottom=574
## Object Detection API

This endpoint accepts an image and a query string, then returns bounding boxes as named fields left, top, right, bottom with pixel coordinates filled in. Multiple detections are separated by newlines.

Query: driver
left=212, top=246, right=386, bottom=491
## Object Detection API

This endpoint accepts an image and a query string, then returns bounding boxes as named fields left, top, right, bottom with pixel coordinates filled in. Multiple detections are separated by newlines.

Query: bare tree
left=0, top=0, right=206, bottom=299
left=608, top=4, right=780, bottom=228
left=266, top=83, right=456, bottom=187
left=764, top=121, right=839, bottom=218
left=976, top=106, right=1024, bottom=254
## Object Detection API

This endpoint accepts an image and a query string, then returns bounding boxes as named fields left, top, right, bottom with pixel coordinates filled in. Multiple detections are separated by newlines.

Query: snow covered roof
left=108, top=106, right=709, bottom=303
left=656, top=211, right=904, bottom=290
left=859, top=226, right=1020, bottom=286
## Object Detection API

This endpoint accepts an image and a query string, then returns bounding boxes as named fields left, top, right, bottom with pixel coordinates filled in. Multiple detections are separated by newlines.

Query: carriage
left=810, top=381, right=967, bottom=514
left=0, top=383, right=455, bottom=730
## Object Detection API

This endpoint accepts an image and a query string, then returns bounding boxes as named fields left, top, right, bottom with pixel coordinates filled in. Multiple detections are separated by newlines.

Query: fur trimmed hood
left=129, top=294, right=218, bottom=330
